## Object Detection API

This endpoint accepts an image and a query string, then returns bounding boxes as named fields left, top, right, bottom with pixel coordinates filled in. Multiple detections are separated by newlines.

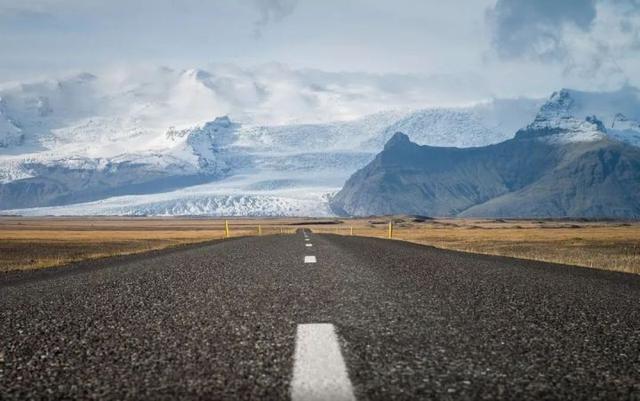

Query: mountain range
left=0, top=69, right=544, bottom=216
left=332, top=88, right=640, bottom=218
left=1, top=68, right=639, bottom=217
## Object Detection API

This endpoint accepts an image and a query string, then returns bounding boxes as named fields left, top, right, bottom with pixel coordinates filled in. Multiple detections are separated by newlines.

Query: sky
left=1, top=0, right=639, bottom=102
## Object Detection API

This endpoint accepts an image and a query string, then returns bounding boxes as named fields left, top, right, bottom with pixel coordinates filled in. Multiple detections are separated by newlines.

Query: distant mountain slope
left=459, top=139, right=640, bottom=218
left=331, top=100, right=640, bottom=218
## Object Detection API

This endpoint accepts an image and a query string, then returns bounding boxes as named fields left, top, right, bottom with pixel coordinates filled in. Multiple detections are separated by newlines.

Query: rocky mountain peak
left=384, top=132, right=411, bottom=150
left=514, top=90, right=608, bottom=143
left=521, top=90, right=575, bottom=132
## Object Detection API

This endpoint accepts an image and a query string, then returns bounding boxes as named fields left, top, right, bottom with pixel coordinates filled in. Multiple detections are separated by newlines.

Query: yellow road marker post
left=225, top=220, right=230, bottom=238
left=388, top=221, right=393, bottom=239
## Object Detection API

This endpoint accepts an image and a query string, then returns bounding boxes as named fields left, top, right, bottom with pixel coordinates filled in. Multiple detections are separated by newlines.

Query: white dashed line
left=306, top=244, right=312, bottom=247
left=304, top=256, right=317, bottom=263
left=305, top=238, right=310, bottom=241
left=291, top=323, right=356, bottom=401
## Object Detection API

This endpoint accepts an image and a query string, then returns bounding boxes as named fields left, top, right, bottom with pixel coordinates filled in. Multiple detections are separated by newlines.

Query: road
left=1, top=230, right=640, bottom=400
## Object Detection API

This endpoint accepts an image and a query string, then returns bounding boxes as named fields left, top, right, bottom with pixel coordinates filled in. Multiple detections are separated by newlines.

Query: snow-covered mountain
left=528, top=86, right=640, bottom=146
left=330, top=88, right=640, bottom=218
left=0, top=104, right=537, bottom=215
left=1, top=68, right=638, bottom=216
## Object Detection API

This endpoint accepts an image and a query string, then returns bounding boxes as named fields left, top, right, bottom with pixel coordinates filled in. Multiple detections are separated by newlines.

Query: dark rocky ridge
left=330, top=131, right=640, bottom=218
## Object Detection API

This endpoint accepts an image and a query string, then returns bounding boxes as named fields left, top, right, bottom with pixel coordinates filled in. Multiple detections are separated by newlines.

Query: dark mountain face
left=330, top=132, right=640, bottom=218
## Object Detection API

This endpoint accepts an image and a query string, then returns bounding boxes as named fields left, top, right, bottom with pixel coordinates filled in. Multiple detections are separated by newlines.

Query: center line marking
left=291, top=323, right=356, bottom=401
left=305, top=238, right=310, bottom=241
left=306, top=243, right=312, bottom=247
left=304, top=256, right=317, bottom=263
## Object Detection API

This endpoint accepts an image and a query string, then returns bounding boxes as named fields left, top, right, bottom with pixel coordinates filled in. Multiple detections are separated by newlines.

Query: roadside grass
left=0, top=218, right=295, bottom=272
left=310, top=219, right=640, bottom=275
left=2, top=216, right=639, bottom=275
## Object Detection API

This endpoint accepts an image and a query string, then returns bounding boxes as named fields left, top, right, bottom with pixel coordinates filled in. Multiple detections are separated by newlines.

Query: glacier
left=0, top=103, right=541, bottom=216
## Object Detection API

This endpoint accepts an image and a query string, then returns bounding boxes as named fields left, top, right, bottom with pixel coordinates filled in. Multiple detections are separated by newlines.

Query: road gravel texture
left=1, top=231, right=639, bottom=400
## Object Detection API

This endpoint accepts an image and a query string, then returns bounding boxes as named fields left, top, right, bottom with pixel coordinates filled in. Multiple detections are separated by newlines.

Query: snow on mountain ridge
left=180, top=116, right=238, bottom=175
left=525, top=109, right=607, bottom=142
left=543, top=86, right=640, bottom=127
left=516, top=87, right=640, bottom=145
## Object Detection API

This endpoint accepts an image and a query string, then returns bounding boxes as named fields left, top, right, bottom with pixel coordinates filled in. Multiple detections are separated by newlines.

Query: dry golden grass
left=0, top=217, right=296, bottom=272
left=311, top=218, right=640, bottom=275
left=2, top=216, right=639, bottom=275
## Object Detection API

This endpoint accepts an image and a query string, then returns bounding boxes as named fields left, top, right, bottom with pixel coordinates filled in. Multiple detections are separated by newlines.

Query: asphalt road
left=1, top=230, right=640, bottom=400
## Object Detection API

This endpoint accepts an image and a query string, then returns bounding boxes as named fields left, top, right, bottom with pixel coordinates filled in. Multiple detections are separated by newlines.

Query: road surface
left=1, top=230, right=639, bottom=400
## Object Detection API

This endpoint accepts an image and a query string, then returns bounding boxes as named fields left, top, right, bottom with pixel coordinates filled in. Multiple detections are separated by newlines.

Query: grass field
left=1, top=216, right=639, bottom=274
left=311, top=218, right=640, bottom=275
left=0, top=217, right=295, bottom=272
